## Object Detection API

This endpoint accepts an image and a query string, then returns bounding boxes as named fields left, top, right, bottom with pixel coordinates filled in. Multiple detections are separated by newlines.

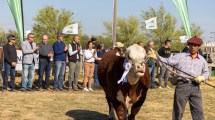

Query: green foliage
left=179, top=23, right=203, bottom=38
left=0, top=29, right=20, bottom=47
left=140, top=4, right=180, bottom=49
left=32, top=6, right=81, bottom=45
left=103, top=16, right=146, bottom=47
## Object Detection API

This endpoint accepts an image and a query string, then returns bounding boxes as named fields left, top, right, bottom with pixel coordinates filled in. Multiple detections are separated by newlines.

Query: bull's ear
left=116, top=52, right=120, bottom=56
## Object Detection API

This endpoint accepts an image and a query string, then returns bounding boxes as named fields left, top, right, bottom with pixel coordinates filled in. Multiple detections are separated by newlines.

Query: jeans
left=94, top=63, right=99, bottom=85
left=158, top=65, right=169, bottom=87
left=3, top=62, right=16, bottom=89
left=38, top=60, right=51, bottom=88
left=148, top=63, right=155, bottom=88
left=54, top=61, right=66, bottom=89
left=22, top=63, right=35, bottom=89
left=68, top=61, right=81, bottom=88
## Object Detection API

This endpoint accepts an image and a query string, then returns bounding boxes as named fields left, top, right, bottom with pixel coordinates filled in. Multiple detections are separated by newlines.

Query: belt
left=178, top=79, right=199, bottom=86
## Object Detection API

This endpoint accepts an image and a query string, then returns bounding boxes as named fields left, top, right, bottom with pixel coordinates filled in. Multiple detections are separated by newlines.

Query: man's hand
left=77, top=46, right=82, bottom=52
left=193, top=76, right=205, bottom=84
left=48, top=53, right=53, bottom=57
left=11, top=62, right=17, bottom=67
left=33, top=46, right=39, bottom=52
left=64, top=45, right=69, bottom=51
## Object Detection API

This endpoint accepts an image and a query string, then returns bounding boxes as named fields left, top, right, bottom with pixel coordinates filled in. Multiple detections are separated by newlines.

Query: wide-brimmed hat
left=187, top=36, right=203, bottom=45
left=114, top=42, right=124, bottom=48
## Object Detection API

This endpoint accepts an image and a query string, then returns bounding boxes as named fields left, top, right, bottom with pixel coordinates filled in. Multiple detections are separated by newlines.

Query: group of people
left=2, top=33, right=209, bottom=119
left=2, top=33, right=106, bottom=92
left=144, top=39, right=172, bottom=89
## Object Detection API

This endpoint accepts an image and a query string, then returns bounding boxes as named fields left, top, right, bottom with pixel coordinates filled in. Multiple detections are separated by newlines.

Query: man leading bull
left=156, top=36, right=209, bottom=120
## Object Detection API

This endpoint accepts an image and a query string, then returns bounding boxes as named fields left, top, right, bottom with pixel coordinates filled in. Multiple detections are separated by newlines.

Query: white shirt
left=84, top=49, right=96, bottom=62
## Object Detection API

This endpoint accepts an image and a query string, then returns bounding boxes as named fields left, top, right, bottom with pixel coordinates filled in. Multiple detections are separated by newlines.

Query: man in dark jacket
left=38, top=34, right=53, bottom=90
left=158, top=39, right=171, bottom=88
left=2, top=35, right=17, bottom=92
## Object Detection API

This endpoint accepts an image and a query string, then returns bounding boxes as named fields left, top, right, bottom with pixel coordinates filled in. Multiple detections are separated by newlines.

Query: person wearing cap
left=2, top=35, right=17, bottom=92
left=53, top=33, right=69, bottom=91
left=146, top=40, right=157, bottom=89
left=156, top=36, right=209, bottom=120
left=91, top=37, right=97, bottom=49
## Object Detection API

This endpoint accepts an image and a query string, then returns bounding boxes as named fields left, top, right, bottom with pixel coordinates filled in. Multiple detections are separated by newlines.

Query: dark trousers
left=3, top=62, right=16, bottom=89
left=38, top=60, right=51, bottom=89
left=173, top=81, right=204, bottom=120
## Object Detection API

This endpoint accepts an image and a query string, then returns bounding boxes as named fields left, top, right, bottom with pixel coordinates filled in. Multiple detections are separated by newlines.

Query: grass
left=0, top=76, right=215, bottom=120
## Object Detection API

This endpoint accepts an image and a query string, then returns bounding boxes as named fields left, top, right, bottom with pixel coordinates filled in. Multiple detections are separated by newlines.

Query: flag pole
left=112, top=0, right=117, bottom=47
left=21, top=0, right=24, bottom=42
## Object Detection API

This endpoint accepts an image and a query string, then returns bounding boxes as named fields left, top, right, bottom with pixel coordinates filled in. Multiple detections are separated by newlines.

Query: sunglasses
left=30, top=37, right=35, bottom=38
left=11, top=39, right=15, bottom=40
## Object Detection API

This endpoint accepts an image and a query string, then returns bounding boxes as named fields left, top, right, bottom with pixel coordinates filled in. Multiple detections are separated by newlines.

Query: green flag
left=7, top=0, right=24, bottom=43
left=173, top=0, right=192, bottom=38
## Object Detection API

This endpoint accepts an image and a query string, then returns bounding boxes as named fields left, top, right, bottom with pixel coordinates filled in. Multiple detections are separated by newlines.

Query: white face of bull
left=126, top=44, right=146, bottom=84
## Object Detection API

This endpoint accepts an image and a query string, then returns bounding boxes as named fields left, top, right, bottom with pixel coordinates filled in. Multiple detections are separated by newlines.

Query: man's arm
left=22, top=42, right=34, bottom=54
left=3, top=45, right=12, bottom=64
left=202, top=60, right=209, bottom=80
left=157, top=53, right=180, bottom=66
left=68, top=44, right=78, bottom=56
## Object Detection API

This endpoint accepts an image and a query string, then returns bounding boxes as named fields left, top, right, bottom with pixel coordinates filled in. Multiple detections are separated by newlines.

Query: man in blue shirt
left=53, top=33, right=69, bottom=91
left=158, top=37, right=209, bottom=120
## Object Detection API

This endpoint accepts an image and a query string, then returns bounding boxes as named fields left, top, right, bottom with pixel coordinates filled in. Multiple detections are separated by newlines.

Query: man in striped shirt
left=158, top=37, right=209, bottom=120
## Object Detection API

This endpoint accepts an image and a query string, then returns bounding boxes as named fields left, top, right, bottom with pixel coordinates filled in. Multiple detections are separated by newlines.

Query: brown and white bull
left=98, top=44, right=151, bottom=120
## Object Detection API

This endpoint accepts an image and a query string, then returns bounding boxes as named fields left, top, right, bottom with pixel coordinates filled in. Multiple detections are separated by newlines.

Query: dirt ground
left=0, top=76, right=215, bottom=120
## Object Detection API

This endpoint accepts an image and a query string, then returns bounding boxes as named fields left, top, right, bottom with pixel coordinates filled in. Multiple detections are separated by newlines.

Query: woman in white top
left=83, top=41, right=97, bottom=91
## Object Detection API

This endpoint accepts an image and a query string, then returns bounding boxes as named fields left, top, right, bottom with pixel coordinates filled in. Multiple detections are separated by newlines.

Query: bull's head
left=125, top=44, right=147, bottom=85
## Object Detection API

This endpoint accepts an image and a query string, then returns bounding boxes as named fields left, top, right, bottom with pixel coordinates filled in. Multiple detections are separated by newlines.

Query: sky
left=0, top=0, right=215, bottom=41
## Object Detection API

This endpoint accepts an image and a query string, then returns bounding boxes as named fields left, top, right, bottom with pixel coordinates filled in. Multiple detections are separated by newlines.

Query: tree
left=103, top=16, right=146, bottom=47
left=140, top=4, right=180, bottom=49
left=32, top=6, right=81, bottom=44
left=179, top=23, right=203, bottom=38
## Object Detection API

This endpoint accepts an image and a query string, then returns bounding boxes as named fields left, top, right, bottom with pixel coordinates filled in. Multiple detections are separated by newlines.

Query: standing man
left=21, top=33, right=39, bottom=91
left=158, top=39, right=171, bottom=89
left=147, top=40, right=157, bottom=89
left=2, top=35, right=17, bottom=92
left=68, top=35, right=82, bottom=91
left=157, top=37, right=209, bottom=120
left=53, top=33, right=69, bottom=91
left=38, top=34, right=53, bottom=91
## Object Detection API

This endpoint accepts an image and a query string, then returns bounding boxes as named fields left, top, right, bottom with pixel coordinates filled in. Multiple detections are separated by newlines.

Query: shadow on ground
left=66, top=110, right=109, bottom=120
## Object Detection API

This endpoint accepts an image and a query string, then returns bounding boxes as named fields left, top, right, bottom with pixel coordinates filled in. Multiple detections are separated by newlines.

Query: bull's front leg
left=114, top=90, right=128, bottom=120
left=128, top=88, right=148, bottom=120
left=113, top=102, right=128, bottom=120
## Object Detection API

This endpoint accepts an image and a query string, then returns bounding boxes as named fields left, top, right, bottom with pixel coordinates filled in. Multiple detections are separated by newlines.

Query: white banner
left=180, top=36, right=188, bottom=43
left=16, top=50, right=39, bottom=70
left=145, top=17, right=157, bottom=29
left=62, top=23, right=78, bottom=34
